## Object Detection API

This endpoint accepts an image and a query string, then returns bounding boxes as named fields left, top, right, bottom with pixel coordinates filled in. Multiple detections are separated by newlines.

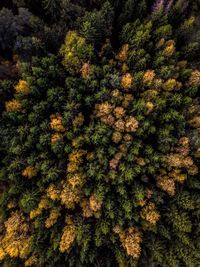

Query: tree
left=59, top=31, right=94, bottom=74
left=78, top=1, right=114, bottom=47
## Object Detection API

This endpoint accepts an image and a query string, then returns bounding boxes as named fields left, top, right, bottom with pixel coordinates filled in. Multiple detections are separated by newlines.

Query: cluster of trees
left=0, top=0, right=200, bottom=266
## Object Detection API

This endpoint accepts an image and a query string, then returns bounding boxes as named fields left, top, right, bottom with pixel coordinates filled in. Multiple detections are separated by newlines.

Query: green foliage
left=78, top=1, right=114, bottom=46
left=19, top=190, right=39, bottom=213
left=0, top=1, right=200, bottom=267
left=59, top=31, right=94, bottom=74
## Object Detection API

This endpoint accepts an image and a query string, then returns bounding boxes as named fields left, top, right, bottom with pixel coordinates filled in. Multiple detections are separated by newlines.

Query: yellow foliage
left=136, top=157, right=146, bottom=166
left=101, top=114, right=115, bottom=126
left=109, top=157, right=120, bottom=170
left=80, top=63, right=91, bottom=79
left=163, top=40, right=175, bottom=57
left=30, top=208, right=42, bottom=220
left=138, top=199, right=146, bottom=207
left=112, top=131, right=123, bottom=144
left=113, top=106, right=125, bottom=119
left=1, top=211, right=31, bottom=259
left=143, top=70, right=155, bottom=85
left=46, top=183, right=61, bottom=201
left=89, top=194, right=102, bottom=212
left=68, top=173, right=83, bottom=189
left=72, top=137, right=83, bottom=148
left=145, top=101, right=154, bottom=113
left=67, top=149, right=86, bottom=173
left=123, top=228, right=142, bottom=258
left=156, top=175, right=175, bottom=196
left=113, top=226, right=142, bottom=258
left=140, top=202, right=160, bottom=225
left=25, top=255, right=38, bottom=266
left=125, top=116, right=139, bottom=132
left=19, top=238, right=32, bottom=259
left=178, top=136, right=189, bottom=147
left=22, top=166, right=37, bottom=179
left=5, top=99, right=22, bottom=112
left=116, top=44, right=129, bottom=62
left=59, top=224, right=76, bottom=253
left=15, top=80, right=30, bottom=94
left=30, top=196, right=51, bottom=219
left=67, top=162, right=79, bottom=173
left=7, top=200, right=17, bottom=209
left=154, top=78, right=163, bottom=89
left=5, top=243, right=19, bottom=258
left=51, top=133, right=63, bottom=144
left=123, top=133, right=133, bottom=142
left=115, top=119, right=125, bottom=132
left=167, top=153, right=194, bottom=169
left=188, top=164, right=199, bottom=176
left=38, top=196, right=50, bottom=210
left=189, top=71, right=200, bottom=86
left=0, top=247, right=6, bottom=261
left=189, top=116, right=200, bottom=128
left=73, top=113, right=84, bottom=127
left=163, top=79, right=177, bottom=91
left=45, top=207, right=60, bottom=228
left=111, top=89, right=121, bottom=98
left=95, top=101, right=113, bottom=117
left=50, top=114, right=65, bottom=132
left=170, top=169, right=187, bottom=183
left=81, top=199, right=93, bottom=218
left=60, top=183, right=81, bottom=209
left=121, top=73, right=133, bottom=90
left=80, top=194, right=102, bottom=218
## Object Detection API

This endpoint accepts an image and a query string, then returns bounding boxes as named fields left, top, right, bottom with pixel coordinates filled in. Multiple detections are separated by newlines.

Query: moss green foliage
left=60, top=31, right=94, bottom=74
left=0, top=0, right=200, bottom=266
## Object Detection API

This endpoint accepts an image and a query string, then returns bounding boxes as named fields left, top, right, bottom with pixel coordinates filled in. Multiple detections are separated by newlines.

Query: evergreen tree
left=0, top=1, right=200, bottom=266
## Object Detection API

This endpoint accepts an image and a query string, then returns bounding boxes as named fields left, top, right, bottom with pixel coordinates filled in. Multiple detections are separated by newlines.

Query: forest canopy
left=0, top=0, right=200, bottom=266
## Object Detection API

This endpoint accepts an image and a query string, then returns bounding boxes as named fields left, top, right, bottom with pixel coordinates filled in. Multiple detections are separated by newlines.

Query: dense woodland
left=0, top=0, right=200, bottom=266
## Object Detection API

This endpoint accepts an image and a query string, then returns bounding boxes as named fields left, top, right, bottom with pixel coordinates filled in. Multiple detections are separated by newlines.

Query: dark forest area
left=0, top=1, right=200, bottom=266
